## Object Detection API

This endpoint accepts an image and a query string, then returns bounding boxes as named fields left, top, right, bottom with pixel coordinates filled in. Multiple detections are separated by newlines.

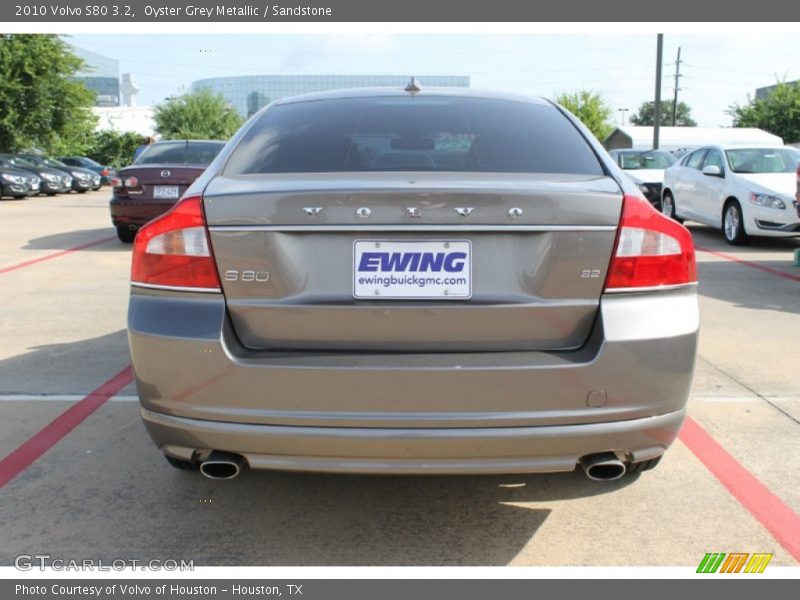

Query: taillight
left=110, top=176, right=123, bottom=187
left=124, top=176, right=139, bottom=187
left=101, top=168, right=109, bottom=176
left=131, top=195, right=220, bottom=291
left=604, top=194, right=697, bottom=291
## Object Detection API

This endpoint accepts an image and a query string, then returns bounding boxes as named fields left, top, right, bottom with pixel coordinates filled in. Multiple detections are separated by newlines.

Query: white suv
left=661, top=145, right=800, bottom=244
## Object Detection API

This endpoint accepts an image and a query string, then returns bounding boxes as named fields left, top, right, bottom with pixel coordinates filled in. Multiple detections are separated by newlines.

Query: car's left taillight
left=131, top=195, right=220, bottom=291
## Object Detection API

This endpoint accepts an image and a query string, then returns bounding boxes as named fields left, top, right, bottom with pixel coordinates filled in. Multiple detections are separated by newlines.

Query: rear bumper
left=145, top=408, right=684, bottom=474
left=129, top=286, right=698, bottom=474
left=110, top=198, right=176, bottom=228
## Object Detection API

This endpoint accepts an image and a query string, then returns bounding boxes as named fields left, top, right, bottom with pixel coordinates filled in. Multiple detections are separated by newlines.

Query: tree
left=153, top=89, right=243, bottom=140
left=630, top=100, right=697, bottom=127
left=86, top=130, right=143, bottom=168
left=728, top=81, right=800, bottom=144
left=0, top=34, right=97, bottom=154
left=555, top=91, right=614, bottom=141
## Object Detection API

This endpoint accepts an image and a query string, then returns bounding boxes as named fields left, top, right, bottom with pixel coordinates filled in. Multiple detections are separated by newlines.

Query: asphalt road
left=0, top=190, right=798, bottom=567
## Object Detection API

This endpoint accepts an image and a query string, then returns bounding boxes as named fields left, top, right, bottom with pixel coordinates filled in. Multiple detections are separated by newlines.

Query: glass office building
left=71, top=46, right=120, bottom=107
left=190, top=75, right=470, bottom=117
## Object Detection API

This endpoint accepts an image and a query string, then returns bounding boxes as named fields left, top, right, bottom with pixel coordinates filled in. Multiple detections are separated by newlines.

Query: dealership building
left=71, top=46, right=121, bottom=107
left=190, top=74, right=471, bottom=117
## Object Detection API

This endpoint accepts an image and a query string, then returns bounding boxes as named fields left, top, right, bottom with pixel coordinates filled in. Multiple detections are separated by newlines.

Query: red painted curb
left=679, top=416, right=800, bottom=562
left=0, top=236, right=117, bottom=275
left=696, top=246, right=800, bottom=283
left=0, top=365, right=134, bottom=489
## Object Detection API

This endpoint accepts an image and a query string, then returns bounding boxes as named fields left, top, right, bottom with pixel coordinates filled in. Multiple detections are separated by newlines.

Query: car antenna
left=404, top=76, right=421, bottom=94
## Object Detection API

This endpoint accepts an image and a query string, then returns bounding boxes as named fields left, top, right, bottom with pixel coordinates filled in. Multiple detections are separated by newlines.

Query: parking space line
left=0, top=394, right=138, bottom=402
left=696, top=246, right=800, bottom=283
left=0, top=235, right=116, bottom=276
left=0, top=365, right=133, bottom=489
left=679, top=416, right=800, bottom=562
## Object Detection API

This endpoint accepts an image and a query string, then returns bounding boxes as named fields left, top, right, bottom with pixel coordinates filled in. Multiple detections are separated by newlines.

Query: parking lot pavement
left=0, top=192, right=798, bottom=566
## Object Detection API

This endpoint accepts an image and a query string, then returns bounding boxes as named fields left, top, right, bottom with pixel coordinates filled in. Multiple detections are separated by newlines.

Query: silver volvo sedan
left=128, top=85, right=699, bottom=482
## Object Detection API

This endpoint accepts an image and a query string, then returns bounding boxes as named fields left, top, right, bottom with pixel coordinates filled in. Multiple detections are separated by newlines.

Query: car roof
left=272, top=86, right=551, bottom=107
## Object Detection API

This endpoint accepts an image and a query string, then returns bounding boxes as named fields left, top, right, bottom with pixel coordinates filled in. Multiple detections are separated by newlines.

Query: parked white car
left=662, top=145, right=800, bottom=244
left=608, top=149, right=678, bottom=209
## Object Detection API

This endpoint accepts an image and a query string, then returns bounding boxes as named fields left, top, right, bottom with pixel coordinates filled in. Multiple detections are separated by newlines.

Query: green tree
left=728, top=81, right=800, bottom=144
left=555, top=90, right=614, bottom=141
left=153, top=89, right=243, bottom=140
left=630, top=100, right=697, bottom=127
left=0, top=34, right=97, bottom=154
left=86, top=130, right=143, bottom=168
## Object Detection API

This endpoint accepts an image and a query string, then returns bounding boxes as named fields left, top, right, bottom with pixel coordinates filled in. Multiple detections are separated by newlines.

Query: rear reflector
left=131, top=195, right=220, bottom=291
left=604, top=194, right=697, bottom=291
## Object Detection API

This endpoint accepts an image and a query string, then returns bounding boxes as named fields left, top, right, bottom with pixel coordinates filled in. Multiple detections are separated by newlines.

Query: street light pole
left=654, top=34, right=663, bottom=149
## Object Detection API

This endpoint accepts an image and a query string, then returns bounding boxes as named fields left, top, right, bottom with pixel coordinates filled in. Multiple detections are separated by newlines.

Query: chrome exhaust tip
left=199, top=451, right=245, bottom=480
left=579, top=452, right=627, bottom=481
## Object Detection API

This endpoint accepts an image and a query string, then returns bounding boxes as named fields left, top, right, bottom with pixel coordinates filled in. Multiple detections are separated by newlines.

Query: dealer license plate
left=353, top=240, right=472, bottom=300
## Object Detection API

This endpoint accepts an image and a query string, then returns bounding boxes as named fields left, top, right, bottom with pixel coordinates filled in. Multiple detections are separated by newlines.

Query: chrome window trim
left=208, top=224, right=617, bottom=233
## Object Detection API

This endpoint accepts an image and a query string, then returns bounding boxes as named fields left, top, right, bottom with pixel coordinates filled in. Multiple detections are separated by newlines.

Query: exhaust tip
left=199, top=452, right=244, bottom=480
left=579, top=453, right=627, bottom=482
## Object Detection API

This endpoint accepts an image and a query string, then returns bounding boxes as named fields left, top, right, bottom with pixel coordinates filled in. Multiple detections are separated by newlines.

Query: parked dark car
left=0, top=165, right=40, bottom=199
left=15, top=154, right=101, bottom=193
left=110, top=140, right=225, bottom=243
left=0, top=154, right=72, bottom=195
left=59, top=156, right=115, bottom=187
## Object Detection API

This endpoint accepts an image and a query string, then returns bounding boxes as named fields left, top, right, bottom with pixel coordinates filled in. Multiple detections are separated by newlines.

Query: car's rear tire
left=116, top=226, right=136, bottom=244
left=661, top=191, right=683, bottom=223
left=165, top=455, right=198, bottom=470
left=627, top=456, right=662, bottom=475
left=723, top=200, right=750, bottom=245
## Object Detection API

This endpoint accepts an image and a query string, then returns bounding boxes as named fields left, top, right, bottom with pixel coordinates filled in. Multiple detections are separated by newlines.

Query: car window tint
left=686, top=150, right=707, bottom=170
left=185, top=142, right=225, bottom=165
left=224, top=96, right=604, bottom=175
left=726, top=148, right=799, bottom=174
left=136, top=142, right=187, bottom=165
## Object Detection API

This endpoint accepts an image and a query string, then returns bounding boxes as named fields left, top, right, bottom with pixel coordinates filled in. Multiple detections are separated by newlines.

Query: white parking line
left=0, top=394, right=138, bottom=402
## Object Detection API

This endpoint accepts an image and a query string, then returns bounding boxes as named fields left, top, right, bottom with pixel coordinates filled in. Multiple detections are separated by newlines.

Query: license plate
left=153, top=185, right=179, bottom=199
left=353, top=240, right=472, bottom=300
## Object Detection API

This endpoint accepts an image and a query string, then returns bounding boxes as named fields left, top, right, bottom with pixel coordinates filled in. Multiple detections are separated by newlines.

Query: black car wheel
left=723, top=200, right=750, bottom=246
left=661, top=191, right=683, bottom=223
left=116, top=226, right=136, bottom=244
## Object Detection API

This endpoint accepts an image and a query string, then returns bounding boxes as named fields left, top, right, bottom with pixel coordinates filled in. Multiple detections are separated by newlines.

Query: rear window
left=223, top=96, right=604, bottom=175
left=136, top=141, right=224, bottom=166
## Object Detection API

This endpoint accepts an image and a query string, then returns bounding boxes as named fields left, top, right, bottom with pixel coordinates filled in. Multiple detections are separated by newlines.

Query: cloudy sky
left=65, top=33, right=800, bottom=127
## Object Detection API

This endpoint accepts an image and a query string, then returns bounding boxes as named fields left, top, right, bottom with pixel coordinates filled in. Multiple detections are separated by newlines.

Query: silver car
left=128, top=86, right=699, bottom=482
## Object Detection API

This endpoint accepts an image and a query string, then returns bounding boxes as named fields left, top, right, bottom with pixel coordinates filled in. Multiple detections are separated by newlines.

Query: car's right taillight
left=131, top=195, right=220, bottom=291
left=604, top=194, right=697, bottom=292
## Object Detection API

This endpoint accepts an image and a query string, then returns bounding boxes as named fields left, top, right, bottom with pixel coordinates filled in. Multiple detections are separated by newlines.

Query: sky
left=64, top=33, right=800, bottom=128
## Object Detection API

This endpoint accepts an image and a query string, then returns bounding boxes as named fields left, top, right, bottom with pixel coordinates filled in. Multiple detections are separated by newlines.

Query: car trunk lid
left=204, top=172, right=623, bottom=352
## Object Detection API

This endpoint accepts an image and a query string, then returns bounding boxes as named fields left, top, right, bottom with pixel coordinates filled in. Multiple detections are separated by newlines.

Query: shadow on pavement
left=0, top=330, right=131, bottom=394
left=24, top=228, right=128, bottom=252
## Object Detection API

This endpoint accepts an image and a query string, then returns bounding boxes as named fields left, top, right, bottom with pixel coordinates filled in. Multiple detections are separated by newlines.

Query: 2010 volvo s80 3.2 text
left=128, top=85, right=699, bottom=482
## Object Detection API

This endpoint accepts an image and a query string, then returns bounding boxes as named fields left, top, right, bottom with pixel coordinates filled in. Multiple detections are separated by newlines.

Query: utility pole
left=618, top=108, right=629, bottom=126
left=672, top=46, right=683, bottom=126
left=653, top=34, right=663, bottom=149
